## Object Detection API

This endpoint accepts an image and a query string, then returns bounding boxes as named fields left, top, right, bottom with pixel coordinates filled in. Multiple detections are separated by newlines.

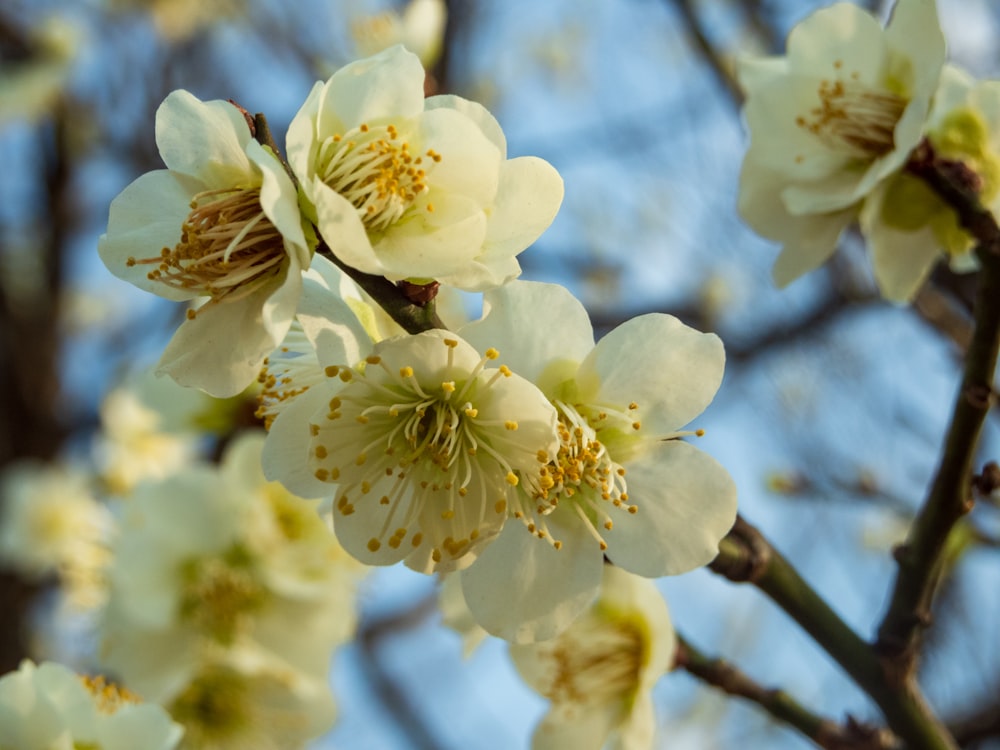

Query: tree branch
left=711, top=516, right=958, bottom=750
left=875, top=142, right=1000, bottom=678
left=675, top=634, right=897, bottom=750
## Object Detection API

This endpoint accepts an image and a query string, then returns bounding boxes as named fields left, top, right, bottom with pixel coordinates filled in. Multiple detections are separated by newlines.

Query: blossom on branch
left=287, top=44, right=564, bottom=290
left=457, top=281, right=736, bottom=643
left=861, top=64, right=1000, bottom=299
left=510, top=566, right=676, bottom=750
left=737, top=0, right=945, bottom=290
left=0, top=660, right=183, bottom=750
left=98, top=89, right=311, bottom=397
left=307, top=327, right=559, bottom=573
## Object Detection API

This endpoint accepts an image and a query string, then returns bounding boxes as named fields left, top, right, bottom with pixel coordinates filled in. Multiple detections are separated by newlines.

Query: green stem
left=676, top=633, right=896, bottom=749
left=711, top=517, right=958, bottom=750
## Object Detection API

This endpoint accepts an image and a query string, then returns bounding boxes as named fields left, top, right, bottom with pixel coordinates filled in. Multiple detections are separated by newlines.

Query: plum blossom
left=737, top=0, right=945, bottom=289
left=0, top=660, right=183, bottom=750
left=457, top=281, right=736, bottom=642
left=510, top=566, right=676, bottom=750
left=98, top=89, right=311, bottom=397
left=860, top=64, right=1000, bottom=300
left=287, top=44, right=563, bottom=290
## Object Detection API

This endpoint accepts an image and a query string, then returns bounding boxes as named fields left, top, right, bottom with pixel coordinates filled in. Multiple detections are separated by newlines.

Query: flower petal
left=310, top=177, right=383, bottom=275
left=425, top=93, right=507, bottom=156
left=156, top=277, right=292, bottom=397
left=459, top=280, right=594, bottom=387
left=98, top=170, right=203, bottom=301
left=419, top=105, right=501, bottom=209
left=479, top=156, right=564, bottom=263
left=604, top=440, right=736, bottom=577
left=786, top=3, right=887, bottom=80
left=579, top=314, right=725, bottom=436
left=263, top=385, right=336, bottom=499
left=318, top=44, right=426, bottom=131
left=154, top=89, right=253, bottom=183
left=460, top=514, right=602, bottom=643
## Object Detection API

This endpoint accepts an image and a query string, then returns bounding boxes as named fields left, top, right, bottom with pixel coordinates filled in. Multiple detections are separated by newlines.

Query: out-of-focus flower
left=166, top=647, right=336, bottom=750
left=101, top=433, right=364, bottom=703
left=0, top=462, right=112, bottom=609
left=509, top=566, right=676, bottom=750
left=95, top=372, right=203, bottom=495
left=737, top=0, right=945, bottom=290
left=98, top=89, right=312, bottom=397
left=287, top=45, right=563, bottom=291
left=439, top=572, right=489, bottom=657
left=352, top=0, right=447, bottom=70
left=0, top=16, right=80, bottom=129
left=860, top=65, right=1000, bottom=299
left=307, top=328, right=559, bottom=573
left=0, top=659, right=183, bottom=750
left=457, top=281, right=736, bottom=643
left=109, top=0, right=247, bottom=42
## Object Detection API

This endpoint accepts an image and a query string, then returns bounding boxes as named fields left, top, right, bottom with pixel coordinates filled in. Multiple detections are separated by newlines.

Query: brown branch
left=676, top=634, right=897, bottom=750
left=670, top=0, right=743, bottom=106
left=711, top=516, right=959, bottom=750
left=875, top=141, right=1000, bottom=679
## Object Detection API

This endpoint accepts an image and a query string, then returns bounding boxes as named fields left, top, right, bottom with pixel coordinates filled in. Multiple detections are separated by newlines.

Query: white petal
left=786, top=4, right=887, bottom=80
left=425, top=94, right=507, bottom=156
left=155, top=90, right=253, bottom=183
left=156, top=277, right=291, bottom=397
left=375, top=192, right=487, bottom=280
left=603, top=440, right=736, bottom=577
left=884, top=0, right=946, bottom=99
left=460, top=515, right=602, bottom=643
left=319, top=45, right=426, bottom=131
left=459, top=280, right=594, bottom=387
left=247, top=139, right=310, bottom=268
left=480, top=156, right=564, bottom=261
left=297, top=271, right=373, bottom=368
left=98, top=170, right=202, bottom=301
left=420, top=106, right=501, bottom=209
left=286, top=81, right=324, bottom=187
left=311, top=177, right=384, bottom=275
left=531, top=706, right=621, bottom=750
left=580, top=314, right=724, bottom=436
left=861, top=189, right=942, bottom=302
left=263, top=386, right=335, bottom=499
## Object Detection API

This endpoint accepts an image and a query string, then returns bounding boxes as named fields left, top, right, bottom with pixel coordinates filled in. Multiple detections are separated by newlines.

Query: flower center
left=316, top=122, right=440, bottom=233
left=79, top=674, right=140, bottom=714
left=796, top=66, right=906, bottom=159
left=127, top=186, right=287, bottom=318
left=310, top=337, right=526, bottom=566
left=516, top=401, right=639, bottom=551
left=178, top=545, right=266, bottom=645
left=169, top=667, right=251, bottom=742
left=540, top=613, right=645, bottom=708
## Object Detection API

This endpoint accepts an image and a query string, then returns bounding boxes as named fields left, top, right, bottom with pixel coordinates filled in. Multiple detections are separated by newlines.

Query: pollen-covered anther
left=129, top=186, right=287, bottom=315
left=317, top=121, right=439, bottom=232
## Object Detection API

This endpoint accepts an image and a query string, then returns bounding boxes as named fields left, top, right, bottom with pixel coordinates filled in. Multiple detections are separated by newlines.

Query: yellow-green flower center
left=127, top=186, right=287, bottom=317
left=178, top=544, right=266, bottom=645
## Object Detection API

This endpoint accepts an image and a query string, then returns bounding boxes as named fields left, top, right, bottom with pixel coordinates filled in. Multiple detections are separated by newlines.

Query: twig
left=875, top=142, right=1000, bottom=678
left=315, top=245, right=446, bottom=334
left=670, top=0, right=743, bottom=106
left=711, top=516, right=959, bottom=750
left=675, top=634, right=898, bottom=750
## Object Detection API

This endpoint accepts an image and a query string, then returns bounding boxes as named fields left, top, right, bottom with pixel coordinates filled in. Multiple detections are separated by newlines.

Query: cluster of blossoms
left=100, top=432, right=364, bottom=748
left=0, top=659, right=183, bottom=749
left=739, top=0, right=1000, bottom=302
left=89, top=42, right=741, bottom=748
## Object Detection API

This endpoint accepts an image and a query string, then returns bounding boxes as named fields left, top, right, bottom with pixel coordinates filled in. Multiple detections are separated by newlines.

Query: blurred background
left=2, top=0, right=1000, bottom=747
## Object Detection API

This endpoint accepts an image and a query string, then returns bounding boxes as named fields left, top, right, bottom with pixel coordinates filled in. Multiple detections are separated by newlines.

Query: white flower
left=95, top=372, right=202, bottom=495
left=510, top=566, right=675, bottom=750
left=0, top=462, right=112, bottom=609
left=287, top=44, right=563, bottom=291
left=738, top=0, right=945, bottom=288
left=165, top=646, right=335, bottom=750
left=308, top=327, right=559, bottom=573
left=101, top=433, right=363, bottom=700
left=0, top=660, right=183, bottom=750
left=457, top=281, right=736, bottom=642
left=860, top=65, right=1000, bottom=300
left=98, top=89, right=311, bottom=397
left=352, top=0, right=448, bottom=69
